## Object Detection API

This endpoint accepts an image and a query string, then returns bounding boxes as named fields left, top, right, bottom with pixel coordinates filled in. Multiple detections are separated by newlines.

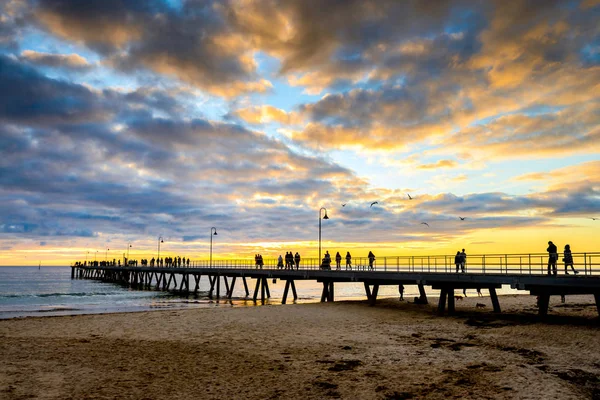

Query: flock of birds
left=340, top=193, right=468, bottom=227
left=341, top=194, right=598, bottom=225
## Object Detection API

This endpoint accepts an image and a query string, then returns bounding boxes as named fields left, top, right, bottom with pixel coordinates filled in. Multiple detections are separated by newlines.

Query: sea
left=0, top=266, right=521, bottom=319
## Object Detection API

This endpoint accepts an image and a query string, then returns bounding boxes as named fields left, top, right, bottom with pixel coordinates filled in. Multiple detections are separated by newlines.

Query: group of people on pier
left=320, top=251, right=376, bottom=270
left=73, top=260, right=119, bottom=268
left=141, top=256, right=190, bottom=268
left=547, top=241, right=578, bottom=276
left=276, top=252, right=301, bottom=269
left=454, top=249, right=467, bottom=273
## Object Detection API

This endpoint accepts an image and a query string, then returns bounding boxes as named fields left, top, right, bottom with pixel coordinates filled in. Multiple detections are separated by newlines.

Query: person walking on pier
left=562, top=244, right=578, bottom=275
left=368, top=251, right=375, bottom=270
left=459, top=249, right=466, bottom=273
left=455, top=251, right=461, bottom=273
left=345, top=252, right=352, bottom=270
left=399, top=284, right=404, bottom=301
left=277, top=254, right=284, bottom=269
left=335, top=252, right=342, bottom=270
left=547, top=241, right=558, bottom=276
left=294, top=252, right=300, bottom=270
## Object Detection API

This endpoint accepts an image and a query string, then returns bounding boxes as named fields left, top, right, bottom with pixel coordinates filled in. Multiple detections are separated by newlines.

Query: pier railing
left=95, top=252, right=600, bottom=276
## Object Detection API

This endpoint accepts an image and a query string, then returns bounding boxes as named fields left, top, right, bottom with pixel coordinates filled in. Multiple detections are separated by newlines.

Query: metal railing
left=78, top=252, right=600, bottom=276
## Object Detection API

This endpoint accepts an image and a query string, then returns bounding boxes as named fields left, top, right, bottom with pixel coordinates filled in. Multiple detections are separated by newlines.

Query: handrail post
left=504, top=254, right=508, bottom=274
left=482, top=255, right=485, bottom=274
left=584, top=252, right=587, bottom=275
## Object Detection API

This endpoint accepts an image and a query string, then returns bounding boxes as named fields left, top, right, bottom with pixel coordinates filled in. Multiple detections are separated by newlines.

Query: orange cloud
left=20, top=50, right=90, bottom=69
left=417, top=160, right=458, bottom=170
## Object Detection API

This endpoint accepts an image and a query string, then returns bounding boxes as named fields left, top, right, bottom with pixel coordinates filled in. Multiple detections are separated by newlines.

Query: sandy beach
left=1, top=294, right=599, bottom=399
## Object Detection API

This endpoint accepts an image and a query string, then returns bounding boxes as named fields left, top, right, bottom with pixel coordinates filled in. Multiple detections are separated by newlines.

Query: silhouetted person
left=455, top=251, right=461, bottom=273
left=345, top=252, right=352, bottom=270
left=335, top=252, right=342, bottom=270
left=459, top=249, right=466, bottom=273
left=547, top=241, right=558, bottom=276
left=368, top=251, right=375, bottom=270
left=463, top=288, right=467, bottom=297
left=277, top=254, right=284, bottom=269
left=187, top=258, right=190, bottom=267
left=294, top=252, right=300, bottom=270
left=322, top=251, right=331, bottom=270
left=563, top=244, right=578, bottom=275
left=477, top=287, right=482, bottom=297
left=399, top=284, right=404, bottom=301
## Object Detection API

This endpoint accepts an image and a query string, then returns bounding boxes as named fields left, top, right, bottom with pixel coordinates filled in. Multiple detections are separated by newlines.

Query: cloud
left=227, top=105, right=297, bottom=125
left=0, top=55, right=115, bottom=125
left=32, top=0, right=270, bottom=97
left=20, top=50, right=91, bottom=69
left=417, top=160, right=458, bottom=170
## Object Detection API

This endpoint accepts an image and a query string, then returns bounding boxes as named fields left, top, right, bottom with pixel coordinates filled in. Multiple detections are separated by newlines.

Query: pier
left=72, top=252, right=600, bottom=317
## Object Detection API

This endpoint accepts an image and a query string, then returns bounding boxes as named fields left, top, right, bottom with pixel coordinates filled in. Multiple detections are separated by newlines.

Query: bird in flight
left=341, top=203, right=346, bottom=207
left=459, top=217, right=466, bottom=220
left=370, top=201, right=378, bottom=207
left=421, top=222, right=429, bottom=227
left=592, top=217, right=598, bottom=220
left=407, top=194, right=413, bottom=200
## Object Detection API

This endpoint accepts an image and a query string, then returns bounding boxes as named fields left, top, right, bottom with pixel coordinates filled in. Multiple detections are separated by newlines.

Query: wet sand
left=1, top=294, right=599, bottom=399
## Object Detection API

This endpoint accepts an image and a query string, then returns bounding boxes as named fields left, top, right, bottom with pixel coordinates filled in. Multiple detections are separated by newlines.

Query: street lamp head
left=323, top=212, right=329, bottom=220
left=160, top=239, right=164, bottom=243
left=213, top=230, right=218, bottom=235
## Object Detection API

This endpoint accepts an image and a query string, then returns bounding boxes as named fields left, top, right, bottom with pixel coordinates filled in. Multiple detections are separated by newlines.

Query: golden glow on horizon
left=2, top=220, right=597, bottom=266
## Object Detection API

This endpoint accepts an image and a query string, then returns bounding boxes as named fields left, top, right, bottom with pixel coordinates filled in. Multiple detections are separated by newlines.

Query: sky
left=0, top=0, right=599, bottom=266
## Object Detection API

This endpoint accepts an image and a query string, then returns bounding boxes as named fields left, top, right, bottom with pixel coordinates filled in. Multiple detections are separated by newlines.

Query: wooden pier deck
left=72, top=252, right=600, bottom=317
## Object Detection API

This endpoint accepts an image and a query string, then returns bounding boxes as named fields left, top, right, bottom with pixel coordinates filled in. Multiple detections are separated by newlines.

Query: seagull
left=341, top=203, right=346, bottom=207
left=459, top=217, right=466, bottom=220
left=592, top=218, right=598, bottom=220
left=407, top=194, right=413, bottom=200
left=421, top=222, right=429, bottom=227
left=370, top=201, right=378, bottom=208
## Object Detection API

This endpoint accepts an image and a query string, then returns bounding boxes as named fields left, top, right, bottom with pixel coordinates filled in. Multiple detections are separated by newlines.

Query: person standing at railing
left=455, top=251, right=461, bottom=273
left=335, top=252, right=342, bottom=270
left=345, top=252, right=352, bottom=270
left=277, top=254, right=284, bottom=269
left=547, top=241, right=558, bottom=276
left=459, top=249, right=466, bottom=273
left=368, top=251, right=375, bottom=270
left=294, top=252, right=301, bottom=270
left=562, top=244, right=578, bottom=275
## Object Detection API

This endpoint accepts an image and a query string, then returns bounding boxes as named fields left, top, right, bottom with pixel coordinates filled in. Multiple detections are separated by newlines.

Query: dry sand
left=1, top=294, right=599, bottom=400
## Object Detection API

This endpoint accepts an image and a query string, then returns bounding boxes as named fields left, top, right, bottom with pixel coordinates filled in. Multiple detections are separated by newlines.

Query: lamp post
left=105, top=247, right=110, bottom=261
left=85, top=251, right=89, bottom=264
left=157, top=237, right=164, bottom=261
left=94, top=250, right=98, bottom=262
left=127, top=243, right=132, bottom=260
left=318, top=207, right=329, bottom=264
left=210, top=227, right=217, bottom=267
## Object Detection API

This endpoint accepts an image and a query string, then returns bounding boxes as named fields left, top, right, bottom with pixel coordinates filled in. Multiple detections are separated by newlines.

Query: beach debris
left=476, top=303, right=486, bottom=308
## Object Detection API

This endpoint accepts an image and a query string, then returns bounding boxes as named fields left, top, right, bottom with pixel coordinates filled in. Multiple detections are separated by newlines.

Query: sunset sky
left=1, top=0, right=599, bottom=265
